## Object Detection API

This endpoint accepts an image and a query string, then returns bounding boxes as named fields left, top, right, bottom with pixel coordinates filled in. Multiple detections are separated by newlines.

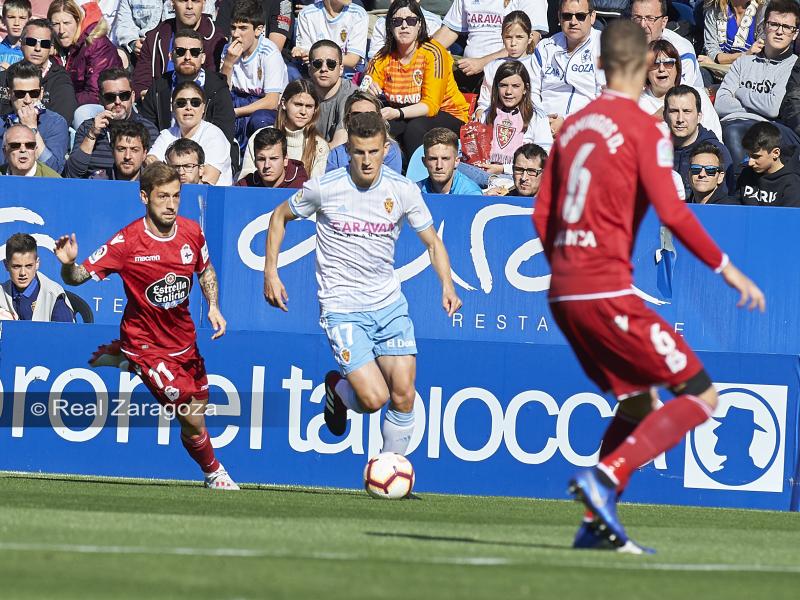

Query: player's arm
left=263, top=200, right=300, bottom=311
left=416, top=225, right=462, bottom=316
left=198, top=264, right=226, bottom=339
left=641, top=130, right=765, bottom=311
left=531, top=144, right=558, bottom=259
left=54, top=234, right=91, bottom=285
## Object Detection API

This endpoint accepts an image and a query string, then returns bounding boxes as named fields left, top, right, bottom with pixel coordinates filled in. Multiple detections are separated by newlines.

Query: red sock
left=600, top=395, right=712, bottom=489
left=181, top=429, right=220, bottom=474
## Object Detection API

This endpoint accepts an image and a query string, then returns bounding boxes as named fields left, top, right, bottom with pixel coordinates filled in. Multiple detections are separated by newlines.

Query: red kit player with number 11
left=54, top=162, right=239, bottom=490
left=533, top=21, right=765, bottom=553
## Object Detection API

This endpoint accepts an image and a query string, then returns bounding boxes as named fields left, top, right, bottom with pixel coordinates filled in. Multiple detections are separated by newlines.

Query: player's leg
left=374, top=354, right=416, bottom=454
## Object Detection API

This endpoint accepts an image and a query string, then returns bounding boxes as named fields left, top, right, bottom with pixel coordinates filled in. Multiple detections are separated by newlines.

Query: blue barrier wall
left=1, top=178, right=799, bottom=509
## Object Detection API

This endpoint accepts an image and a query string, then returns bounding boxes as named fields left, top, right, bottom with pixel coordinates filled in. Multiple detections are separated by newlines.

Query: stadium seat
left=66, top=291, right=94, bottom=323
left=405, top=144, right=428, bottom=182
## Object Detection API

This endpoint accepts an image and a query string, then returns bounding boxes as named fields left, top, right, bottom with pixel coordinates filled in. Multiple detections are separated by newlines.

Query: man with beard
left=87, top=121, right=149, bottom=181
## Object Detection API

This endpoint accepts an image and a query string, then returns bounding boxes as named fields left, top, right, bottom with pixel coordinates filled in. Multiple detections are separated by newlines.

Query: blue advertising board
left=0, top=322, right=797, bottom=511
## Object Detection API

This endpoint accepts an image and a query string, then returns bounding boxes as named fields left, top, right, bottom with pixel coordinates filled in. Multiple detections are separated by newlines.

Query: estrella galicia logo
left=684, top=384, right=786, bottom=492
left=145, top=272, right=191, bottom=309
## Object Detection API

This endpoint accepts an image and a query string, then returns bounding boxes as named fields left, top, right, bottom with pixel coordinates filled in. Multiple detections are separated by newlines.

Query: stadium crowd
left=3, top=0, right=800, bottom=321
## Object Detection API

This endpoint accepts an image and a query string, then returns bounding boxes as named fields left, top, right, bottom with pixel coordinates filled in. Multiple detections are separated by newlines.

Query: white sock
left=335, top=378, right=364, bottom=413
left=381, top=408, right=415, bottom=454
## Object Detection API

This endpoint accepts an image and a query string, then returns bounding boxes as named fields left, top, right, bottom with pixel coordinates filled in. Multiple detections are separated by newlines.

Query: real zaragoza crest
left=497, top=117, right=515, bottom=149
left=384, top=198, right=394, bottom=214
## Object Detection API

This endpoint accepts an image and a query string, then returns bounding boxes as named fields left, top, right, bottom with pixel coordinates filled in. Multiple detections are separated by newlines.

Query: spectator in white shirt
left=292, top=0, right=368, bottom=70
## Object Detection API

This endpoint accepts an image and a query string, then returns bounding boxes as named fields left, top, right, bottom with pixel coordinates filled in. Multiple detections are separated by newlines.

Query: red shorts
left=128, top=344, right=209, bottom=406
left=550, top=294, right=703, bottom=398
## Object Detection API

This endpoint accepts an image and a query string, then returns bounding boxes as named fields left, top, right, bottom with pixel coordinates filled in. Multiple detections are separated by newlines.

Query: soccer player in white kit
left=264, top=111, right=461, bottom=454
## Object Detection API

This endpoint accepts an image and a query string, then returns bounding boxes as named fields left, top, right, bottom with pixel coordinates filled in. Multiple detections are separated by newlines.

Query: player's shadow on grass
left=365, top=531, right=568, bottom=551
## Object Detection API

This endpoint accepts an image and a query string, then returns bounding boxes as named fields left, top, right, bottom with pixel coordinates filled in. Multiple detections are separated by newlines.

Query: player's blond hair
left=600, top=20, right=648, bottom=77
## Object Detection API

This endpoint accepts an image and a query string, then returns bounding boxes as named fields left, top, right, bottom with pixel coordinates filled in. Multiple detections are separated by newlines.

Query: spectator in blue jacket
left=0, top=61, right=67, bottom=173
left=417, top=127, right=482, bottom=195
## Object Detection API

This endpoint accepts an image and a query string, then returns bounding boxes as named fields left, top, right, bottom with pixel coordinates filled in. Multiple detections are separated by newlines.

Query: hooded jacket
left=133, top=15, right=226, bottom=98
left=139, top=69, right=235, bottom=142
left=687, top=183, right=733, bottom=204
left=53, top=22, right=123, bottom=105
left=673, top=125, right=733, bottom=200
left=736, top=160, right=800, bottom=206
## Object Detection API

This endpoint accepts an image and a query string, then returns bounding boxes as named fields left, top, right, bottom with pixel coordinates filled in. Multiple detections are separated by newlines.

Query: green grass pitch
left=0, top=473, right=797, bottom=599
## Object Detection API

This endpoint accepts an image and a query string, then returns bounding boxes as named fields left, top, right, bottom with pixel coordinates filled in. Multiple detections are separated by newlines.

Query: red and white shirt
left=82, top=216, right=210, bottom=356
left=533, top=90, right=727, bottom=300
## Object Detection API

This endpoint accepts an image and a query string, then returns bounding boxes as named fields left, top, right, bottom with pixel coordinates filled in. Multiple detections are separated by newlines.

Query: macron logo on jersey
left=134, top=255, right=161, bottom=262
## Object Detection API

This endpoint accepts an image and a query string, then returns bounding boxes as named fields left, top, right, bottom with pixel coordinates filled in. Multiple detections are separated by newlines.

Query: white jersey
left=288, top=167, right=434, bottom=313
left=295, top=1, right=368, bottom=59
left=529, top=28, right=605, bottom=118
left=477, top=56, right=535, bottom=112
left=222, top=34, right=288, bottom=96
left=443, top=0, right=548, bottom=59
left=369, top=9, right=442, bottom=59
left=149, top=121, right=232, bottom=186
left=661, top=28, right=704, bottom=88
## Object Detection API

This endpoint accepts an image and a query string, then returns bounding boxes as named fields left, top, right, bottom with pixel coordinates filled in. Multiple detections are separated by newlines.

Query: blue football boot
left=568, top=468, right=629, bottom=548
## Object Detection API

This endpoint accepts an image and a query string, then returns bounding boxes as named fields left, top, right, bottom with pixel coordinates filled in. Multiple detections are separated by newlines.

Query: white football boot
left=204, top=464, right=240, bottom=490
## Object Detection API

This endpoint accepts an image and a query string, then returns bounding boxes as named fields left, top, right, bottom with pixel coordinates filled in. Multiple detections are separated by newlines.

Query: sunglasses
left=174, top=46, right=202, bottom=58
left=23, top=37, right=52, bottom=49
left=311, top=58, right=338, bottom=71
left=6, top=141, right=37, bottom=151
left=513, top=166, right=543, bottom=177
left=561, top=11, right=590, bottom=22
left=12, top=88, right=41, bottom=99
left=174, top=97, right=203, bottom=108
left=391, top=16, right=420, bottom=28
left=689, top=164, right=721, bottom=176
left=102, top=90, right=132, bottom=103
left=652, top=58, right=677, bottom=68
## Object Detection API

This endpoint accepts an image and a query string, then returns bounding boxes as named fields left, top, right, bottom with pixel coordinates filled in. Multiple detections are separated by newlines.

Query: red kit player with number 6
left=54, top=162, right=239, bottom=490
left=533, top=20, right=765, bottom=552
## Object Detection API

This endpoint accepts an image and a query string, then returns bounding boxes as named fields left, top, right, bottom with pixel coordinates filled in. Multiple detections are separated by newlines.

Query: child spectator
left=220, top=0, right=287, bottom=152
left=736, top=121, right=800, bottom=206
left=293, top=0, right=368, bottom=70
left=236, top=127, right=308, bottom=188
left=0, top=0, right=30, bottom=70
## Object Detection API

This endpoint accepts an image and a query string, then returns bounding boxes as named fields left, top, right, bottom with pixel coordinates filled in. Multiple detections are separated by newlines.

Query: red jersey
left=82, top=216, right=210, bottom=356
left=533, top=91, right=727, bottom=299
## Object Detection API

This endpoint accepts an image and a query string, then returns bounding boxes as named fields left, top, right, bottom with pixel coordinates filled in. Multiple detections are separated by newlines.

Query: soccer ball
left=363, top=452, right=415, bottom=499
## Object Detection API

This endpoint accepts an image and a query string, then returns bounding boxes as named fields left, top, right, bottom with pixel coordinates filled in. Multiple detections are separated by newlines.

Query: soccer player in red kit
left=54, top=162, right=239, bottom=490
left=533, top=20, right=765, bottom=552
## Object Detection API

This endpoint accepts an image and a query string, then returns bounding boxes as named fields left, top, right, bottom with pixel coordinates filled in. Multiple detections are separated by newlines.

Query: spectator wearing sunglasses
left=717, top=0, right=800, bottom=168
left=0, top=123, right=60, bottom=177
left=0, top=61, right=67, bottom=173
left=666, top=85, right=732, bottom=200
left=220, top=0, right=287, bottom=152
left=132, top=0, right=227, bottom=99
left=368, top=5, right=441, bottom=60
left=140, top=29, right=236, bottom=145
left=309, top=39, right=356, bottom=147
left=293, top=0, right=368, bottom=70
left=686, top=142, right=732, bottom=204
left=735, top=120, right=800, bottom=206
left=147, top=81, right=233, bottom=185
left=530, top=0, right=604, bottom=138
left=0, top=19, right=77, bottom=124
left=0, top=0, right=31, bottom=70
left=66, top=68, right=159, bottom=179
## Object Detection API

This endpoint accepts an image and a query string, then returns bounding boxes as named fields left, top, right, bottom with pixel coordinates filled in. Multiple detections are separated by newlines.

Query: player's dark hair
left=648, top=39, right=682, bottom=88
left=110, top=120, right=150, bottom=150
left=665, top=84, right=701, bottom=113
left=348, top=111, right=388, bottom=142
left=514, top=143, right=547, bottom=168
left=487, top=61, right=534, bottom=133
left=422, top=127, right=458, bottom=152
left=7, top=60, right=41, bottom=89
left=632, top=0, right=667, bottom=16
left=5, top=232, right=37, bottom=262
left=766, top=0, right=800, bottom=25
left=230, top=0, right=264, bottom=29
left=172, top=80, right=206, bottom=103
left=174, top=28, right=205, bottom=45
left=310, top=39, right=343, bottom=63
left=140, top=162, right=180, bottom=196
left=254, top=127, right=288, bottom=155
left=376, top=0, right=429, bottom=60
left=561, top=0, right=595, bottom=11
left=689, top=141, right=723, bottom=163
left=22, top=17, right=52, bottom=39
left=2, top=0, right=32, bottom=18
left=98, top=67, right=132, bottom=91
left=742, top=121, right=782, bottom=154
left=166, top=138, right=205, bottom=164
left=601, top=19, right=648, bottom=76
